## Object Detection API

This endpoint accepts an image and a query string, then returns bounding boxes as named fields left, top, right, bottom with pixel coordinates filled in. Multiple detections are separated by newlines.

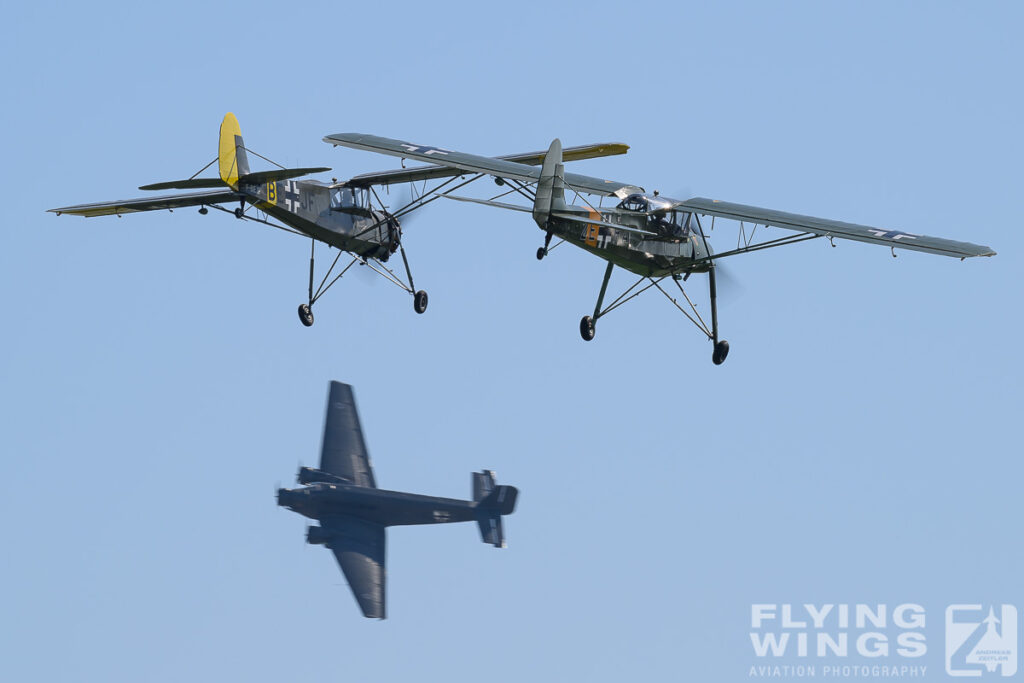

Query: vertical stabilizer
left=473, top=470, right=496, bottom=502
left=532, top=138, right=566, bottom=227
left=473, top=471, right=518, bottom=548
left=218, top=112, right=251, bottom=190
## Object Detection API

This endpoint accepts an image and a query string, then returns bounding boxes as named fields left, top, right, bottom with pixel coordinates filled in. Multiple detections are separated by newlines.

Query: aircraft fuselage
left=277, top=482, right=479, bottom=527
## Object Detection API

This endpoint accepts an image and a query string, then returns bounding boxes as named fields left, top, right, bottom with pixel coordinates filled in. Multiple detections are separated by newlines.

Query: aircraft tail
left=218, top=112, right=251, bottom=190
left=472, top=470, right=517, bottom=548
left=532, top=138, right=566, bottom=228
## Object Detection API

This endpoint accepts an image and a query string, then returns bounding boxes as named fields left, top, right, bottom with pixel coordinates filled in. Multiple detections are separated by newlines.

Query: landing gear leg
left=537, top=231, right=553, bottom=260
left=709, top=264, right=729, bottom=364
left=298, top=239, right=316, bottom=327
left=580, top=261, right=614, bottom=341
left=399, top=244, right=428, bottom=314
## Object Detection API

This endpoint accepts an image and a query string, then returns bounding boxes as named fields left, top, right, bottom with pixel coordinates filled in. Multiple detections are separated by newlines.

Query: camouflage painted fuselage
left=542, top=199, right=713, bottom=278
left=240, top=179, right=400, bottom=261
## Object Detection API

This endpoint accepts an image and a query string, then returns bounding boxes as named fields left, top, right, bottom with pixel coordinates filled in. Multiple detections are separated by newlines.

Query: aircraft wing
left=677, top=197, right=996, bottom=259
left=49, top=189, right=242, bottom=218
left=322, top=516, right=386, bottom=619
left=344, top=142, right=629, bottom=188
left=325, top=133, right=640, bottom=197
left=319, top=382, right=377, bottom=488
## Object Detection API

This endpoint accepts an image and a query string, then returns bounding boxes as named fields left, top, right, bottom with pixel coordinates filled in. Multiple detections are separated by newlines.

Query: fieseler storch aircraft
left=276, top=381, right=518, bottom=619
left=49, top=114, right=628, bottom=326
left=325, top=133, right=997, bottom=364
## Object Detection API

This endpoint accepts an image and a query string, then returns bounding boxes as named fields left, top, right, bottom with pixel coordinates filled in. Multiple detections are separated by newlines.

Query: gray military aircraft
left=49, top=114, right=627, bottom=326
left=276, top=381, right=518, bottom=619
left=325, top=134, right=997, bottom=364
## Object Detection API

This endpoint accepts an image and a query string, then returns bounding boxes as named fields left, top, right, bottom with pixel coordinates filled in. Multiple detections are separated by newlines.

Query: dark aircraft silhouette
left=276, top=381, right=518, bottom=619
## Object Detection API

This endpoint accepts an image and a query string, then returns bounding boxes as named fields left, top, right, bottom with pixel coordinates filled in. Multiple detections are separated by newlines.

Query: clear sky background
left=2, top=2, right=1021, bottom=681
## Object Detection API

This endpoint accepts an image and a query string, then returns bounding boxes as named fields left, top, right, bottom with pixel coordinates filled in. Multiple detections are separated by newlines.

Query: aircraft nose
left=276, top=487, right=291, bottom=506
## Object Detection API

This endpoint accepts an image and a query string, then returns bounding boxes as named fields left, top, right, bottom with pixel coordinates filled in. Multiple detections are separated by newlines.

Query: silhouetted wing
left=677, top=197, right=996, bottom=259
left=319, top=382, right=377, bottom=488
left=49, top=190, right=242, bottom=217
left=325, top=133, right=641, bottom=197
left=324, top=516, right=386, bottom=619
left=345, top=142, right=629, bottom=188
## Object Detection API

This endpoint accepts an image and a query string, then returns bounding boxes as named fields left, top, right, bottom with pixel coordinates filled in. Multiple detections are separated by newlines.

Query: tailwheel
left=536, top=247, right=547, bottom=261
left=579, top=315, right=596, bottom=341
left=414, top=290, right=428, bottom=314
left=712, top=340, right=730, bottom=365
left=298, top=303, right=314, bottom=327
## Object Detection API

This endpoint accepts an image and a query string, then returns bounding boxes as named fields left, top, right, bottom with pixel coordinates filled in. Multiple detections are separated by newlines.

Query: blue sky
left=2, top=2, right=1021, bottom=681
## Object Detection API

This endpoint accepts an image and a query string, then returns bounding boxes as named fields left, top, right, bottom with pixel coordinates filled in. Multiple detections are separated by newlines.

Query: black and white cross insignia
left=284, top=181, right=301, bottom=212
left=867, top=228, right=917, bottom=241
left=399, top=143, right=449, bottom=156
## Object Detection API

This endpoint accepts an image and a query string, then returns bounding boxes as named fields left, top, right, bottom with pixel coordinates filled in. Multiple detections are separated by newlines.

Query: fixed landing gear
left=298, top=303, right=314, bottom=327
left=579, top=315, right=596, bottom=341
left=414, top=290, right=428, bottom=314
left=712, top=340, right=729, bottom=365
left=536, top=230, right=553, bottom=260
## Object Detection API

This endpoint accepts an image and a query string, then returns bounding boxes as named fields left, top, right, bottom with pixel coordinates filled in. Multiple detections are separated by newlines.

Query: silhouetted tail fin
left=472, top=470, right=517, bottom=548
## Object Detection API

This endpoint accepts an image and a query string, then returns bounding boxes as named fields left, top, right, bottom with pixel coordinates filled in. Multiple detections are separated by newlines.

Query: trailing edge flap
left=238, top=167, right=331, bottom=185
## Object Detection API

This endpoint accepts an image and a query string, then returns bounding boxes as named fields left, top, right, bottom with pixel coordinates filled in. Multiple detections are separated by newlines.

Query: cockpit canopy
left=617, top=193, right=676, bottom=214
left=616, top=193, right=696, bottom=237
left=329, top=186, right=371, bottom=214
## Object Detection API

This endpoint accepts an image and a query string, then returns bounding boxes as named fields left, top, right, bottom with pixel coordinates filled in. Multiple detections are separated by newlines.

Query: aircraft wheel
left=234, top=207, right=244, bottom=219
left=712, top=340, right=730, bottom=365
left=298, top=304, right=314, bottom=327
left=536, top=247, right=546, bottom=261
left=414, top=290, right=428, bottom=314
left=579, top=315, right=596, bottom=341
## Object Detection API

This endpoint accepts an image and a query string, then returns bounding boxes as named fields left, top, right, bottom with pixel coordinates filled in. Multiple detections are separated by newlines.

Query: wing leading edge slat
left=677, top=197, right=996, bottom=259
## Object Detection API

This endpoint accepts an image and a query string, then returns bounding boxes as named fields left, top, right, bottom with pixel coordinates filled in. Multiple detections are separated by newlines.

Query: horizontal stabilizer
left=139, top=178, right=228, bottom=191
left=477, top=516, right=505, bottom=548
left=239, top=167, right=331, bottom=185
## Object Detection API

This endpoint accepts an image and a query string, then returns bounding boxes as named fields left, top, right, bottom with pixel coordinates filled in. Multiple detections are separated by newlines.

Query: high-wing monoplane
left=49, top=114, right=628, bottom=326
left=277, top=381, right=518, bottom=619
left=325, top=133, right=996, bottom=364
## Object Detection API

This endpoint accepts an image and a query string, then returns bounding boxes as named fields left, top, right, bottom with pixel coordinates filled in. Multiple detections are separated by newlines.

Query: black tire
left=712, top=340, right=730, bottom=365
left=414, top=290, right=428, bottom=314
left=579, top=315, right=596, bottom=341
left=234, top=207, right=244, bottom=219
left=298, top=303, right=314, bottom=327
left=536, top=247, right=546, bottom=261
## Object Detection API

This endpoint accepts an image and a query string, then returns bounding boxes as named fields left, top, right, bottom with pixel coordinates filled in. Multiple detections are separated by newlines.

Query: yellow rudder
left=218, top=113, right=250, bottom=189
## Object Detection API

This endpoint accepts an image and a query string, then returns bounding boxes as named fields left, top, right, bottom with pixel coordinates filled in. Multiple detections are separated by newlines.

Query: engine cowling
left=306, top=525, right=335, bottom=546
left=297, top=466, right=346, bottom=486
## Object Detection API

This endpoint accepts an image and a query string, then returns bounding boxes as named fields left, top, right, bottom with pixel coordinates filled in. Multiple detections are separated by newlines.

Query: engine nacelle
left=306, top=525, right=336, bottom=546
left=297, top=466, right=347, bottom=486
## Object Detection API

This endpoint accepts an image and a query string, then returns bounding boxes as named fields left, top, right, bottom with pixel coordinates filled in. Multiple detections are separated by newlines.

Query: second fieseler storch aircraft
left=277, top=381, right=518, bottom=619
